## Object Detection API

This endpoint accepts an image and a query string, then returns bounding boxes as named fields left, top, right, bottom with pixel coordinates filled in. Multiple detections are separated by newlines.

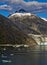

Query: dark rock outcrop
left=15, top=9, right=26, bottom=13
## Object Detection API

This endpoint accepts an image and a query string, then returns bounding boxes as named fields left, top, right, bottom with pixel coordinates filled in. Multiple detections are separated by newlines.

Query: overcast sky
left=0, top=0, right=47, bottom=18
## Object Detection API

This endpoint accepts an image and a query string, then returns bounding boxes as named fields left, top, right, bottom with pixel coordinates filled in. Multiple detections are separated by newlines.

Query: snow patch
left=41, top=18, right=47, bottom=21
left=10, top=13, right=32, bottom=17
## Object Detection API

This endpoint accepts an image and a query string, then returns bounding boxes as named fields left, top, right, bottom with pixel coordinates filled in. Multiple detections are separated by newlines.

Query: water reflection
left=0, top=46, right=47, bottom=65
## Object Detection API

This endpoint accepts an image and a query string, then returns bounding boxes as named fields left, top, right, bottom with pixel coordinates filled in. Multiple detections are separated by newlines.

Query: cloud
left=0, top=0, right=6, bottom=1
left=0, top=0, right=9, bottom=2
left=0, top=5, right=12, bottom=10
left=0, top=0, right=47, bottom=14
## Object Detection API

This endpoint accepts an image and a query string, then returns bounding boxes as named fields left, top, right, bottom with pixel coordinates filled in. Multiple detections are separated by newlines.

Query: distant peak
left=15, top=9, right=26, bottom=13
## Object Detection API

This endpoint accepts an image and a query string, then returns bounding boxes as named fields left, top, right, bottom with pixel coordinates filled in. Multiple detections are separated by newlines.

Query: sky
left=0, top=0, right=47, bottom=19
left=25, top=0, right=47, bottom=2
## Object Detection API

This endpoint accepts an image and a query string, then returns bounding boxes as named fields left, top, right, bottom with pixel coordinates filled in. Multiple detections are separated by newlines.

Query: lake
left=0, top=45, right=47, bottom=65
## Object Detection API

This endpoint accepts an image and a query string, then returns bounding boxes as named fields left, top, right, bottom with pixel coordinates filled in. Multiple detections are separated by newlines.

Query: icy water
left=0, top=46, right=47, bottom=65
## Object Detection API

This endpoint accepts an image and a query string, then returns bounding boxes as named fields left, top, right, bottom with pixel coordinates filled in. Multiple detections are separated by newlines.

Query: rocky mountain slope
left=0, top=13, right=47, bottom=46
left=0, top=14, right=37, bottom=46
left=9, top=13, right=47, bottom=35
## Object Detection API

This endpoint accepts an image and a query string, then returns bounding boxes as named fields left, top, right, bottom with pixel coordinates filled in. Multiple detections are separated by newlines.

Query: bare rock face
left=9, top=13, right=47, bottom=35
left=0, top=13, right=47, bottom=46
left=0, top=14, right=37, bottom=46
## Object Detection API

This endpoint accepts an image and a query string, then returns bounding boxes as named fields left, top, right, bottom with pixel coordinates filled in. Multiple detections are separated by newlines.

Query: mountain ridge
left=9, top=13, right=47, bottom=35
left=0, top=14, right=37, bottom=46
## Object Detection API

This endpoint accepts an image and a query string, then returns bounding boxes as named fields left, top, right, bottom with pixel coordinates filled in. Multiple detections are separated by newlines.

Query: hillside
left=9, top=13, right=47, bottom=35
left=0, top=14, right=37, bottom=46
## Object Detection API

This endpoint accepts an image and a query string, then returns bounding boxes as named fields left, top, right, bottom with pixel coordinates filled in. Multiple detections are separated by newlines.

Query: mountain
left=15, top=9, right=26, bottom=13
left=9, top=13, right=47, bottom=35
left=0, top=14, right=37, bottom=46
left=0, top=13, right=47, bottom=46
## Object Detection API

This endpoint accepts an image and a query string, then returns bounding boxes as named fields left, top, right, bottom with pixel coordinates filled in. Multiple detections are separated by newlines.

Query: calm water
left=0, top=46, right=47, bottom=65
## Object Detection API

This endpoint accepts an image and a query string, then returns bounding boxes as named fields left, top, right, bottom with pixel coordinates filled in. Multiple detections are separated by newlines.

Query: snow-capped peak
left=10, top=13, right=32, bottom=17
